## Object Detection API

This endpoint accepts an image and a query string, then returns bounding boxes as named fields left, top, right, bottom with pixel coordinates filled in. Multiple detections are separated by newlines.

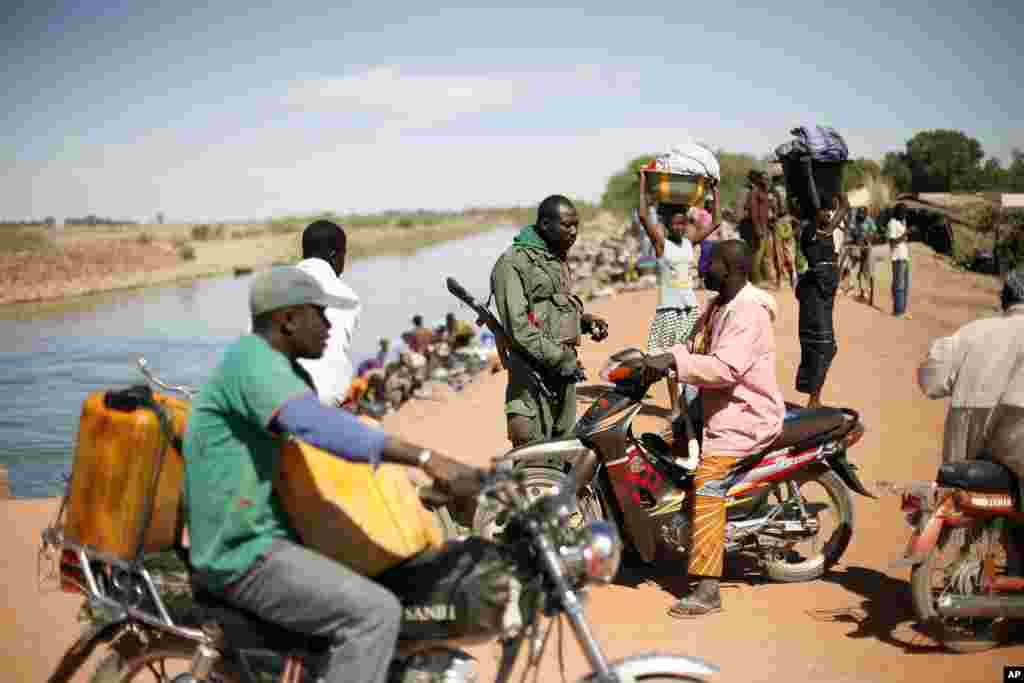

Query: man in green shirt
left=184, top=266, right=481, bottom=683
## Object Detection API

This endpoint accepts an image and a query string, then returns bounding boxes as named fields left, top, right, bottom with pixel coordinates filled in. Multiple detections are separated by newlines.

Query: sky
left=2, top=0, right=1021, bottom=223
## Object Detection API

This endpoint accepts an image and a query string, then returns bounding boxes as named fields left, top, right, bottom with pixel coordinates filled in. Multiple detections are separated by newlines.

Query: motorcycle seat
left=936, top=459, right=1017, bottom=493
left=184, top=588, right=330, bottom=653
left=767, top=407, right=848, bottom=451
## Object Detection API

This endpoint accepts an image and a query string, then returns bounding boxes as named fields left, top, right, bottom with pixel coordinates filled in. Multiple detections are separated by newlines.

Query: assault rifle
left=445, top=277, right=584, bottom=399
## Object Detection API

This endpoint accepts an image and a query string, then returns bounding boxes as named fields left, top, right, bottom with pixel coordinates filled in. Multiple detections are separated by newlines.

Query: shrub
left=0, top=225, right=53, bottom=254
left=178, top=243, right=196, bottom=261
left=396, top=217, right=415, bottom=229
left=995, top=228, right=1024, bottom=271
left=191, top=224, right=212, bottom=241
left=269, top=221, right=302, bottom=235
left=136, top=232, right=153, bottom=245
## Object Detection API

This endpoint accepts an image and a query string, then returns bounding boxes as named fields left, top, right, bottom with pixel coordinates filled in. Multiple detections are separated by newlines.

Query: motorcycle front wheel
left=473, top=465, right=604, bottom=540
left=760, top=469, right=854, bottom=582
left=910, top=523, right=1007, bottom=653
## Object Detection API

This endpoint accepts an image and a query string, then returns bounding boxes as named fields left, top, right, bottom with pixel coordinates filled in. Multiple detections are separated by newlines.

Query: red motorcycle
left=888, top=451, right=1024, bottom=652
left=476, top=348, right=873, bottom=583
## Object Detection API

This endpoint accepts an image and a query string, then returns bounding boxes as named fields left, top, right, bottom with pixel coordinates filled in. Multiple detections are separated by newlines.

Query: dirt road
left=2, top=243, right=1017, bottom=682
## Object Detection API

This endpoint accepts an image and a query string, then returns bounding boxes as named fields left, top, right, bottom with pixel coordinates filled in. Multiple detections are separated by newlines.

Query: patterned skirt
left=647, top=307, right=700, bottom=353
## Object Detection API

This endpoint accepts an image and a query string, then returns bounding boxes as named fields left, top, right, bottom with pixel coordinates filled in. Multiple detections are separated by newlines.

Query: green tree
left=600, top=155, right=656, bottom=215
left=1009, top=149, right=1024, bottom=192
left=979, top=157, right=1006, bottom=190
left=904, top=129, right=984, bottom=192
left=715, top=151, right=759, bottom=209
left=842, top=157, right=883, bottom=191
left=881, top=152, right=912, bottom=193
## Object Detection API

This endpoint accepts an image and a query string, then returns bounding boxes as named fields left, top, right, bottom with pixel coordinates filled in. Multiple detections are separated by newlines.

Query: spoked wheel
left=760, top=470, right=854, bottom=582
left=911, top=523, right=1008, bottom=653
left=92, top=633, right=239, bottom=683
left=473, top=466, right=604, bottom=540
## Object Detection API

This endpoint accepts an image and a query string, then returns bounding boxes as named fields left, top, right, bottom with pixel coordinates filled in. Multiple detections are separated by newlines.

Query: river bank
left=2, top=243, right=1015, bottom=681
left=0, top=207, right=612, bottom=308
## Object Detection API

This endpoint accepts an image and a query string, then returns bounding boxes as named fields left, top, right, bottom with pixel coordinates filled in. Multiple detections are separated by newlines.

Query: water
left=0, top=225, right=519, bottom=498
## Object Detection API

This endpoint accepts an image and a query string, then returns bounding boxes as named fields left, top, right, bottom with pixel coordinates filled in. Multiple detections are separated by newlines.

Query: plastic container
left=643, top=171, right=705, bottom=206
left=64, top=387, right=190, bottom=560
left=276, top=438, right=443, bottom=576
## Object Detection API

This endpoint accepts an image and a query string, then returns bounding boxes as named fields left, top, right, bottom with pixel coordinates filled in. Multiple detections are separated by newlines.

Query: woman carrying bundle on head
left=795, top=194, right=849, bottom=408
left=638, top=172, right=723, bottom=420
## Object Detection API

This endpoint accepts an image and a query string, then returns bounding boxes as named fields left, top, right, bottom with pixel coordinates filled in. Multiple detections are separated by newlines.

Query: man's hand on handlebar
left=421, top=452, right=486, bottom=501
left=582, top=313, right=609, bottom=342
left=637, top=352, right=676, bottom=385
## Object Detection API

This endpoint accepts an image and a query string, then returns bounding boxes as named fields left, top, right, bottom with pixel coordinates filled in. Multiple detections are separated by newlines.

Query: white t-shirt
left=295, top=258, right=362, bottom=404
left=887, top=218, right=910, bottom=261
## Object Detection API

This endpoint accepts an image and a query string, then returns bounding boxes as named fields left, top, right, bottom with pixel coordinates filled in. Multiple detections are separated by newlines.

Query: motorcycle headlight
left=564, top=521, right=621, bottom=585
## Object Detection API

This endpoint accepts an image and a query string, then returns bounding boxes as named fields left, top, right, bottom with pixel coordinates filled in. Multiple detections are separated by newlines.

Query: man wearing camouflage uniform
left=491, top=195, right=609, bottom=451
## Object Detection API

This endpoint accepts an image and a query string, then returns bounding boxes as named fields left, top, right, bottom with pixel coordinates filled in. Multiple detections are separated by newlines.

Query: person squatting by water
left=640, top=240, right=785, bottom=617
left=795, top=195, right=849, bottom=409
left=490, top=195, right=609, bottom=455
left=183, top=266, right=482, bottom=683
left=637, top=171, right=723, bottom=420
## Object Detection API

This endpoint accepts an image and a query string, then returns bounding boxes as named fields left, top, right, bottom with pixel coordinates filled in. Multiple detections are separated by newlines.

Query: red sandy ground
left=2, top=246, right=1017, bottom=682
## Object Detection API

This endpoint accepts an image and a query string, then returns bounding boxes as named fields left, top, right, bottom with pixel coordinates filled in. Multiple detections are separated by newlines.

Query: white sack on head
left=651, top=141, right=721, bottom=180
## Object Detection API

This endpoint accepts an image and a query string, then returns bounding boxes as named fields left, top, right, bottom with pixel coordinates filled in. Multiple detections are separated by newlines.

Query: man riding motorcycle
left=639, top=239, right=786, bottom=617
left=183, top=266, right=482, bottom=683
left=917, top=268, right=1024, bottom=567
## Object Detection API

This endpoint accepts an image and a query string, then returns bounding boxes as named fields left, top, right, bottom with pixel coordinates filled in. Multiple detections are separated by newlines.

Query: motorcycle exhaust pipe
left=936, top=593, right=1024, bottom=619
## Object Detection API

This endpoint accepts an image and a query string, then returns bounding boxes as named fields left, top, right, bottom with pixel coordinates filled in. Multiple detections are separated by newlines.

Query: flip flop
left=667, top=596, right=723, bottom=619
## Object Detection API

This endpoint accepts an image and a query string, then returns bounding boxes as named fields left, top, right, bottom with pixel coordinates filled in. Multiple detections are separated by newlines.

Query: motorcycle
left=40, top=362, right=718, bottom=683
left=475, top=348, right=873, bottom=584
left=885, top=450, right=1024, bottom=653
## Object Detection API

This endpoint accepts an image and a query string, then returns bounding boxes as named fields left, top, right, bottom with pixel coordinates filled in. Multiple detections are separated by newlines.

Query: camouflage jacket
left=490, top=225, right=583, bottom=378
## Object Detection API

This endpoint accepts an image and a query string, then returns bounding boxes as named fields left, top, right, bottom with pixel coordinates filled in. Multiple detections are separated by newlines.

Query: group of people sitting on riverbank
left=342, top=314, right=497, bottom=418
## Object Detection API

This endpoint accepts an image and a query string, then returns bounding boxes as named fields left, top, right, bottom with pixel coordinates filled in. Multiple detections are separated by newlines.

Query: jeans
left=224, top=539, right=402, bottom=683
left=892, top=260, right=910, bottom=316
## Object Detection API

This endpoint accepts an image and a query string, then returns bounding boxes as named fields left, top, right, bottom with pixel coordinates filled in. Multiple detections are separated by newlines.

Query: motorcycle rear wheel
left=91, top=633, right=240, bottom=682
left=910, top=524, right=1006, bottom=654
left=761, top=470, right=854, bottom=582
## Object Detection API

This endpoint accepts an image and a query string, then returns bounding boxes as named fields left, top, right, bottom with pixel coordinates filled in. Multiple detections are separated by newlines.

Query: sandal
left=667, top=596, right=722, bottom=619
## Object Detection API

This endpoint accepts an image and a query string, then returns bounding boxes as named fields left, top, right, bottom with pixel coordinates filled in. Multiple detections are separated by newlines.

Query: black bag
left=782, top=156, right=846, bottom=219
left=376, top=538, right=520, bottom=641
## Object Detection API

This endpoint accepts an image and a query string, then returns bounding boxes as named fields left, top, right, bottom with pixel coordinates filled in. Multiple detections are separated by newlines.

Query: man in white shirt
left=887, top=205, right=911, bottom=319
left=918, top=269, right=1024, bottom=467
left=296, top=220, right=362, bottom=406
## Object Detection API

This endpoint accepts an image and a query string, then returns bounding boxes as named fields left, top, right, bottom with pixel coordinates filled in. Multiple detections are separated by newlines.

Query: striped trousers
left=689, top=454, right=739, bottom=579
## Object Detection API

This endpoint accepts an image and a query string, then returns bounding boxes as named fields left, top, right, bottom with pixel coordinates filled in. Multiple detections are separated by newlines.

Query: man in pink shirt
left=643, top=239, right=786, bottom=617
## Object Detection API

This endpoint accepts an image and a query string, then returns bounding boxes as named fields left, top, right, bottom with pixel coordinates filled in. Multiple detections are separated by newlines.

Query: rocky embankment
left=569, top=216, right=739, bottom=302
